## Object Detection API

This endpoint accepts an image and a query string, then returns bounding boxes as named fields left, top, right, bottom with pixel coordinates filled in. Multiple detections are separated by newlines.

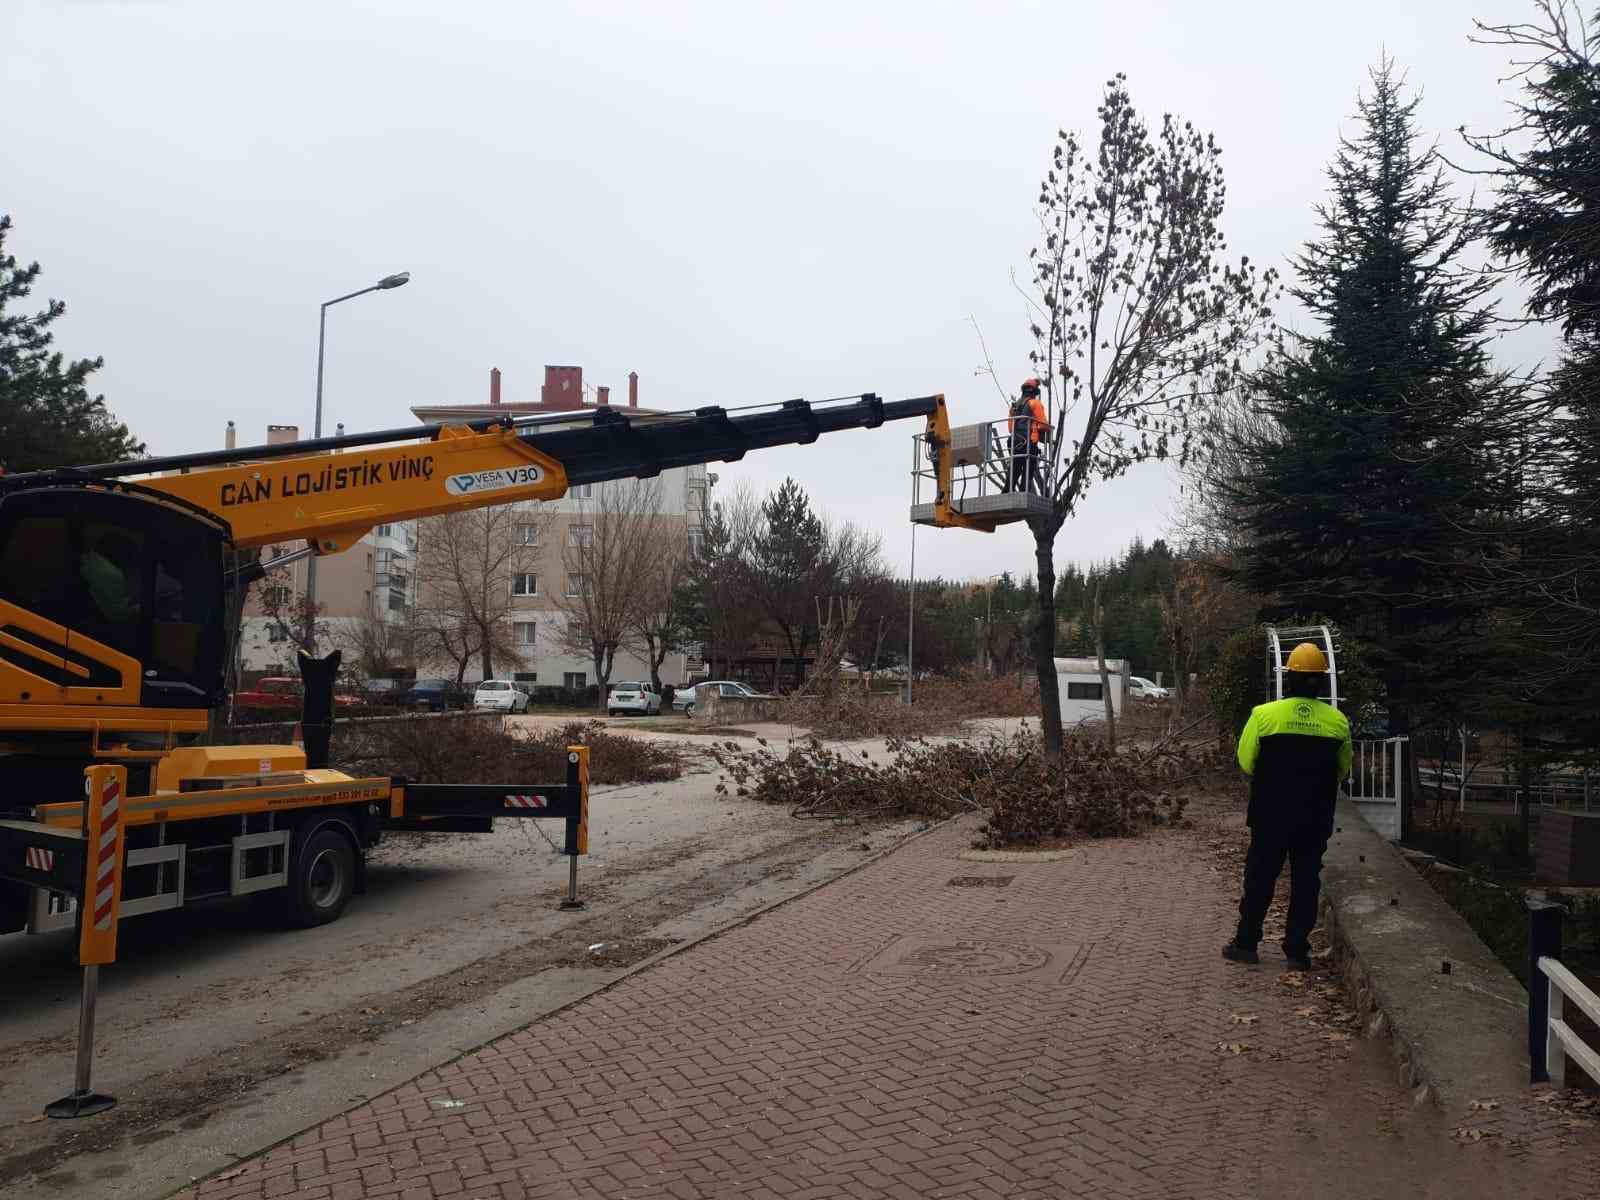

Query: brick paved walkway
left=184, top=814, right=1600, bottom=1200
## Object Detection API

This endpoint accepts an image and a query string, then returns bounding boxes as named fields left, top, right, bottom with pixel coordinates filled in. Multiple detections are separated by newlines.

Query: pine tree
left=1467, top=3, right=1600, bottom=748
left=1227, top=60, right=1520, bottom=738
left=0, top=214, right=144, bottom=472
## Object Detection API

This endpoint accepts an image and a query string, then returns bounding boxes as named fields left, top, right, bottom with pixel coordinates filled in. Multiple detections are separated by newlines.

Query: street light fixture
left=304, top=270, right=411, bottom=648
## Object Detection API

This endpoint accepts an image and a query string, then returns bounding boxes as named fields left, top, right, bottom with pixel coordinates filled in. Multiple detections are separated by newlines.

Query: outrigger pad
left=298, top=649, right=342, bottom=770
left=46, top=1089, right=115, bottom=1119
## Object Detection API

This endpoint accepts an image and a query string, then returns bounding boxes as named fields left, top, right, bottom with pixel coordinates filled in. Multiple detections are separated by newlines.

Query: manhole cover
left=948, top=875, right=1014, bottom=888
left=898, top=940, right=1048, bottom=975
left=850, top=936, right=1090, bottom=982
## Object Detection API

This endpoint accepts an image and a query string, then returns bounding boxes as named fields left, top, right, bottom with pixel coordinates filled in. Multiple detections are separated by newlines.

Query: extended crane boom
left=5, top=394, right=937, bottom=556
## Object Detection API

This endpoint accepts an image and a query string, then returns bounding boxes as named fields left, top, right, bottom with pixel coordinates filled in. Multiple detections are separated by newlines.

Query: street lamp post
left=303, top=271, right=410, bottom=649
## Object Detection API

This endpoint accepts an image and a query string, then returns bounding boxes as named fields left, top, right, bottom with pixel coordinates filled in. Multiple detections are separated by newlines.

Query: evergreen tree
left=1467, top=3, right=1600, bottom=749
left=749, top=478, right=827, bottom=672
left=1227, top=61, right=1520, bottom=739
left=0, top=214, right=143, bottom=472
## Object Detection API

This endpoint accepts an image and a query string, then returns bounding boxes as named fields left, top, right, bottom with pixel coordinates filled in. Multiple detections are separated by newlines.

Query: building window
left=512, top=573, right=538, bottom=596
left=267, top=625, right=288, bottom=643
left=388, top=593, right=408, bottom=612
left=1066, top=681, right=1103, bottom=701
left=567, top=522, right=593, bottom=548
left=515, top=621, right=537, bottom=646
left=514, top=671, right=537, bottom=684
left=375, top=524, right=391, bottom=537
left=563, top=672, right=587, bottom=689
left=687, top=529, right=704, bottom=557
left=569, top=483, right=592, bottom=499
left=261, top=584, right=291, bottom=608
left=515, top=523, right=539, bottom=546
left=565, top=573, right=589, bottom=597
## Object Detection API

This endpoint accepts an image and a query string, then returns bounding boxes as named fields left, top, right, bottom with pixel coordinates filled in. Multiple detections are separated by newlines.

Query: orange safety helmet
left=1020, top=377, right=1041, bottom=397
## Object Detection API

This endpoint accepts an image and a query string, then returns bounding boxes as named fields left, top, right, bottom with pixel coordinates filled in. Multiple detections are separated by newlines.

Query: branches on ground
left=708, top=727, right=1210, bottom=846
left=333, top=716, right=682, bottom=785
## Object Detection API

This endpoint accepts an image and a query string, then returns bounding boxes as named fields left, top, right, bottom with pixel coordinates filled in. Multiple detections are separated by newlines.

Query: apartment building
left=232, top=422, right=418, bottom=674
left=409, top=366, right=707, bottom=692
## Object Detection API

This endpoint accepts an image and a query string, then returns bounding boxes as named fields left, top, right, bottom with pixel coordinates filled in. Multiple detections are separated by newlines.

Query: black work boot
left=1283, top=945, right=1312, bottom=971
left=1221, top=940, right=1260, bottom=965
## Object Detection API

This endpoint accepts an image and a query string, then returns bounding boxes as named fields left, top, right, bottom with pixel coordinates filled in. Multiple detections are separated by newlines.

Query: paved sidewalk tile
left=183, top=815, right=1600, bottom=1199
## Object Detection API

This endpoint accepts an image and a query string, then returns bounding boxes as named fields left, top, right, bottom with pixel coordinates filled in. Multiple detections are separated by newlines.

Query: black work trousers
left=1234, top=823, right=1329, bottom=956
left=1009, top=436, right=1041, bottom=494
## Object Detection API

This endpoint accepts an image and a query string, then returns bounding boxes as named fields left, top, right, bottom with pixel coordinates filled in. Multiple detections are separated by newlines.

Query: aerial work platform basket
left=909, top=413, right=1051, bottom=532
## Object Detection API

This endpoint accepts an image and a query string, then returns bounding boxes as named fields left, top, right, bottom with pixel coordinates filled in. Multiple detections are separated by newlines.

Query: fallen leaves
left=1229, top=1012, right=1259, bottom=1026
left=1216, top=1041, right=1252, bottom=1055
left=1468, top=1099, right=1500, bottom=1113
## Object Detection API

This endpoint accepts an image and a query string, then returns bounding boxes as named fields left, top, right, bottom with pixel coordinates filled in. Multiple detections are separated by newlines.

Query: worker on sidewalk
left=1222, top=642, right=1352, bottom=970
left=1008, top=378, right=1049, bottom=493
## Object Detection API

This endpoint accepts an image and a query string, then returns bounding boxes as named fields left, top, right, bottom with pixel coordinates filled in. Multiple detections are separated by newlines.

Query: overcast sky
left=4, top=0, right=1559, bottom=581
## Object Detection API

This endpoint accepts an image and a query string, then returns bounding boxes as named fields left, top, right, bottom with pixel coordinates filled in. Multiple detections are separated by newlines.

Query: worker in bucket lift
left=1007, top=378, right=1049, bottom=494
left=1222, top=642, right=1352, bottom=970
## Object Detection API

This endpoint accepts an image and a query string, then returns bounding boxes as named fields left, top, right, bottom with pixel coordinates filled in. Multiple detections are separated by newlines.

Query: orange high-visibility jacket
left=1009, top=396, right=1049, bottom=444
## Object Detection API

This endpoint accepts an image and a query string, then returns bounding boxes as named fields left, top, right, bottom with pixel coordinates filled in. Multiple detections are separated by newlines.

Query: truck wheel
left=284, top=828, right=356, bottom=928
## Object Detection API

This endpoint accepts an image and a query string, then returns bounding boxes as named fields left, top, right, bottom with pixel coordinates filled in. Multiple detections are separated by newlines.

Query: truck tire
left=284, top=827, right=356, bottom=928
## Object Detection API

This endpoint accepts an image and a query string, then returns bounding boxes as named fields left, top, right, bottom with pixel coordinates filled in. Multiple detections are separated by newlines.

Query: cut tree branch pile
left=331, top=718, right=683, bottom=785
left=709, top=728, right=1219, bottom=847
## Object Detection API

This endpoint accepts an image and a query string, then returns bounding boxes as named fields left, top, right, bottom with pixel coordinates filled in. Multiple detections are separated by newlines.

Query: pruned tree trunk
left=1030, top=519, right=1064, bottom=763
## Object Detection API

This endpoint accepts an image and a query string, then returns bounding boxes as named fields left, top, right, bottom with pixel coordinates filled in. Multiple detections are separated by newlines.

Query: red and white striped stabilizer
left=91, top=774, right=122, bottom=932
left=25, top=847, right=54, bottom=872
left=504, top=794, right=548, bottom=809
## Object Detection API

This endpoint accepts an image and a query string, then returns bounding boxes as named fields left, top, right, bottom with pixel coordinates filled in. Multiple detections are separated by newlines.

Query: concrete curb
left=1318, top=798, right=1528, bottom=1111
left=170, top=814, right=958, bottom=1197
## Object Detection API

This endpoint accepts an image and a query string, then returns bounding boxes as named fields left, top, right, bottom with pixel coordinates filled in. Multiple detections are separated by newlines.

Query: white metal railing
left=1536, top=955, right=1600, bottom=1089
left=1348, top=736, right=1407, bottom=841
left=911, top=417, right=1054, bottom=512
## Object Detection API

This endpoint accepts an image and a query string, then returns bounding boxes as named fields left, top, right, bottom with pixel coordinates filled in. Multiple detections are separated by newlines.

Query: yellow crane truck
left=0, top=390, right=969, bottom=1115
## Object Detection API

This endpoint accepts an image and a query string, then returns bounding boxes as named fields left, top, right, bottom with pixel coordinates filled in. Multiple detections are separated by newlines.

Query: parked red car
left=234, top=676, right=360, bottom=711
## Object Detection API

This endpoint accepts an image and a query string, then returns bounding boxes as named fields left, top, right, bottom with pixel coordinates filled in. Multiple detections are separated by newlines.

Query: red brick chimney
left=596, top=385, right=610, bottom=407
left=541, top=365, right=584, bottom=411
left=490, top=366, right=502, bottom=406
left=628, top=371, right=639, bottom=408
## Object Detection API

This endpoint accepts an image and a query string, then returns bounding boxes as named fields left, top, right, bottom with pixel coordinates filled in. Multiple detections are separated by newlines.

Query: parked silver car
left=673, top=680, right=769, bottom=716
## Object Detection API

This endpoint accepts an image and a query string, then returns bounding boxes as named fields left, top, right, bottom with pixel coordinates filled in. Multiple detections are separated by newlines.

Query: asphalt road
left=0, top=740, right=913, bottom=1200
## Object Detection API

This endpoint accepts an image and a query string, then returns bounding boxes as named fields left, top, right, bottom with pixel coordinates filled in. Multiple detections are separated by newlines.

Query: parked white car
left=1129, top=676, right=1170, bottom=701
left=607, top=681, right=662, bottom=716
left=473, top=679, right=530, bottom=713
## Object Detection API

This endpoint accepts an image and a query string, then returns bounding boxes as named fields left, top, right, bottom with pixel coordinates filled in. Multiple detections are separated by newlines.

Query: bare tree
left=412, top=504, right=546, bottom=686
left=1021, top=74, right=1279, bottom=762
left=335, top=608, right=415, bottom=681
left=557, top=478, right=668, bottom=708
left=254, top=547, right=325, bottom=659
left=628, top=535, right=691, bottom=692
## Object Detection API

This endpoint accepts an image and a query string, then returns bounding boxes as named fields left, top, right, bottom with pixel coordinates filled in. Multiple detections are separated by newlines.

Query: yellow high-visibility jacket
left=1236, top=697, right=1352, bottom=832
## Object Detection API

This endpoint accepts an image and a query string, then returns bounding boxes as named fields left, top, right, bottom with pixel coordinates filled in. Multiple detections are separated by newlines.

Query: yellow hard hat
left=1286, top=642, right=1327, bottom=673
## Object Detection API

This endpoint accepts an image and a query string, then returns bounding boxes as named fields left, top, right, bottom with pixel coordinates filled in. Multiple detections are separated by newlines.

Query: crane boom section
left=140, top=424, right=564, bottom=553
left=135, top=394, right=937, bottom=553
